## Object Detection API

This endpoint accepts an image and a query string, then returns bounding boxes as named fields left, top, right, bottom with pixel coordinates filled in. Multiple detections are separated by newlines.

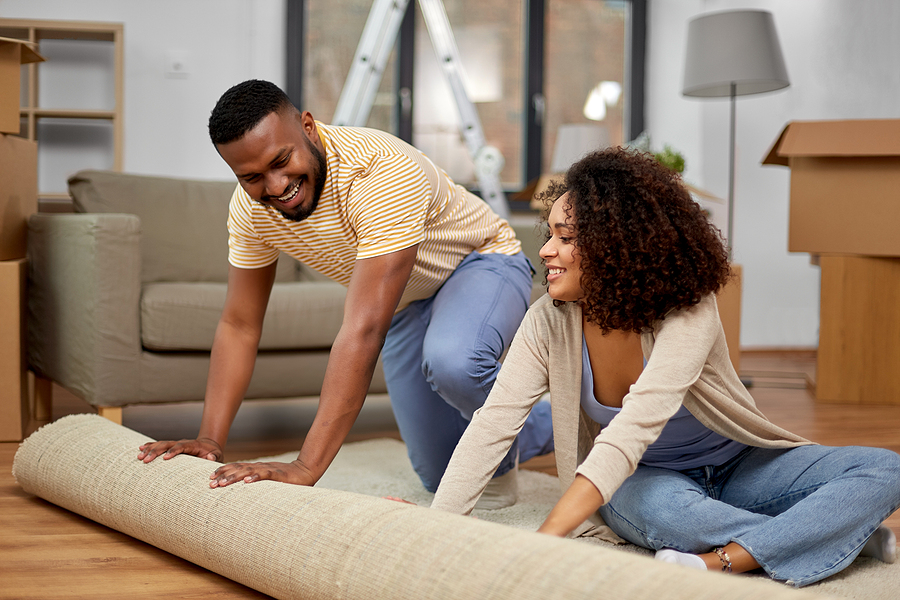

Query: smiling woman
left=539, top=193, right=584, bottom=303
left=535, top=150, right=730, bottom=334
left=431, top=147, right=900, bottom=588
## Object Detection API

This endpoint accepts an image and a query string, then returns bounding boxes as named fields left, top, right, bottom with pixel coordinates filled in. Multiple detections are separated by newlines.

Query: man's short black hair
left=208, top=79, right=295, bottom=146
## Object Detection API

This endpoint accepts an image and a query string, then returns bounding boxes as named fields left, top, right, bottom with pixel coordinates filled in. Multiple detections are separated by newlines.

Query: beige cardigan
left=430, top=293, right=811, bottom=541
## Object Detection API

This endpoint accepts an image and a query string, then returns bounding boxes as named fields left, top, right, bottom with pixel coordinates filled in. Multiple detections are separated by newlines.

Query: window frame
left=285, top=0, right=645, bottom=209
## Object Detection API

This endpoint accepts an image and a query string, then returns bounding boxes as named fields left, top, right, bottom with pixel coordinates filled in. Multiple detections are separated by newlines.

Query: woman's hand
left=537, top=474, right=605, bottom=537
left=209, top=459, right=318, bottom=488
left=383, top=496, right=417, bottom=505
left=537, top=517, right=574, bottom=537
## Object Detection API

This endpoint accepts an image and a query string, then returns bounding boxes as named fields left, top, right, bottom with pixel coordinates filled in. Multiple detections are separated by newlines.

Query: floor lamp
left=682, top=9, right=790, bottom=252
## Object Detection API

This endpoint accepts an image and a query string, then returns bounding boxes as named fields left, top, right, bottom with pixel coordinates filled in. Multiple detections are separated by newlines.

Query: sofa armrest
left=27, top=213, right=143, bottom=405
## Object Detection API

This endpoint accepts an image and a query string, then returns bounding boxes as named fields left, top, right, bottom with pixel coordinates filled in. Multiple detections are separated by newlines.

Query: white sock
left=860, top=525, right=897, bottom=564
left=655, top=548, right=707, bottom=570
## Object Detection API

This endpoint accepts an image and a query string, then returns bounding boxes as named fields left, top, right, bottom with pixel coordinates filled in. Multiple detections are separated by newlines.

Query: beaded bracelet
left=714, top=547, right=733, bottom=572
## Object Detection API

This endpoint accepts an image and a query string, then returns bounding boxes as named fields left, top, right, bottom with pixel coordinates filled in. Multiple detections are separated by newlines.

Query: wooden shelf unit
left=0, top=18, right=123, bottom=205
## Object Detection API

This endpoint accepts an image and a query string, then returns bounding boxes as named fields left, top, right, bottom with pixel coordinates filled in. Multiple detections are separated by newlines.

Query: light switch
left=165, top=50, right=190, bottom=79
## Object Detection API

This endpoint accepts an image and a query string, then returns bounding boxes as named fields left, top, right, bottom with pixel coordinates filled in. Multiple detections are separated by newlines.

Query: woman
left=430, top=148, right=900, bottom=587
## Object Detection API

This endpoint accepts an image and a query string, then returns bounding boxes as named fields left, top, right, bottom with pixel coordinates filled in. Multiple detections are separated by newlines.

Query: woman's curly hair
left=536, top=147, right=731, bottom=333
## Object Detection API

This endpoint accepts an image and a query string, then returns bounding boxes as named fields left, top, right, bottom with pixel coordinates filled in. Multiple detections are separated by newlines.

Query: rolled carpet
left=13, top=414, right=825, bottom=600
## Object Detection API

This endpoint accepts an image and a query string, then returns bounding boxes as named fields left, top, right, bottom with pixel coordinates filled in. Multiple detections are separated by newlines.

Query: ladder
left=332, top=0, right=510, bottom=218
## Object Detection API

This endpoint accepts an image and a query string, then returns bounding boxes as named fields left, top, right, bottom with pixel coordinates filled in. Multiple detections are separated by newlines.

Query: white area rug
left=258, top=438, right=899, bottom=600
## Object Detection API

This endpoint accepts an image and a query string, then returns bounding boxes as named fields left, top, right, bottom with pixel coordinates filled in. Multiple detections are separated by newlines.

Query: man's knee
left=422, top=356, right=493, bottom=414
left=414, top=466, right=442, bottom=494
left=422, top=346, right=499, bottom=412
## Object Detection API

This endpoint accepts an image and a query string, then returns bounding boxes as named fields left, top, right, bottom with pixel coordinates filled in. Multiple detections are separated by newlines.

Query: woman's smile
left=540, top=194, right=583, bottom=302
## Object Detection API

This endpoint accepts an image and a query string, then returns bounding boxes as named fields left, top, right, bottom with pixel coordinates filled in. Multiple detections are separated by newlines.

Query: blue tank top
left=580, top=336, right=746, bottom=470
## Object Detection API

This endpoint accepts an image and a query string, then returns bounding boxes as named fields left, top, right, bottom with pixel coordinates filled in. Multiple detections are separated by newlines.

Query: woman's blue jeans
left=598, top=444, right=900, bottom=587
left=381, top=251, right=554, bottom=492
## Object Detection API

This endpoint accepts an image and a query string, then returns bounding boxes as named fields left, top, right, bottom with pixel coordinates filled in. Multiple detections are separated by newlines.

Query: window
left=411, top=1, right=524, bottom=189
left=300, top=0, right=398, bottom=132
left=544, top=0, right=627, bottom=175
left=290, top=0, right=642, bottom=201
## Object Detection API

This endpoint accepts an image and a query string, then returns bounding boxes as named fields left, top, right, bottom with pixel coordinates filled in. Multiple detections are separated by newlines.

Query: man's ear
left=299, top=111, right=321, bottom=146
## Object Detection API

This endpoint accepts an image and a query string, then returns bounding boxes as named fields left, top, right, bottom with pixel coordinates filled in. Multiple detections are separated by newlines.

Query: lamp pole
left=727, top=81, right=736, bottom=253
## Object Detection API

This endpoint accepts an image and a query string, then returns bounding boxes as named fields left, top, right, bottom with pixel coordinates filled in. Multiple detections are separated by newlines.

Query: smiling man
left=137, top=79, right=553, bottom=504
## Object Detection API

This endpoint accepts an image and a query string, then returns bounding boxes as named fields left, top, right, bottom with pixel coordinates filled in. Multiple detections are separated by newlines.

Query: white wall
left=646, top=0, right=900, bottom=347
left=1, top=0, right=286, bottom=180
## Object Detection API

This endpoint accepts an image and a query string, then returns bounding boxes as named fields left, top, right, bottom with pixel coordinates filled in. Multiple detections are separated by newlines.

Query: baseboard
left=740, top=346, right=817, bottom=355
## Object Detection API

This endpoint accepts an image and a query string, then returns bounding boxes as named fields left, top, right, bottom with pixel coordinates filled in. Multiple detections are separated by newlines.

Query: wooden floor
left=3, top=350, right=900, bottom=599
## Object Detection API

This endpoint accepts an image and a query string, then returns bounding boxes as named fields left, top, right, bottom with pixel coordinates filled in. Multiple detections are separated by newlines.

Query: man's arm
left=138, top=262, right=276, bottom=463
left=206, top=244, right=419, bottom=488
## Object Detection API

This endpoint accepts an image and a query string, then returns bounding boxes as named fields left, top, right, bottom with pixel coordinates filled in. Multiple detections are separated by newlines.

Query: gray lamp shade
left=683, top=9, right=790, bottom=98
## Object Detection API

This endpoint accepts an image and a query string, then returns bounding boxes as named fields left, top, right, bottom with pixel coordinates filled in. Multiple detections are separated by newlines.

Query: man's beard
left=279, top=137, right=327, bottom=222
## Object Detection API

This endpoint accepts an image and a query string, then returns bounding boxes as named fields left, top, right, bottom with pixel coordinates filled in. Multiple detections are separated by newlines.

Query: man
left=138, top=80, right=552, bottom=504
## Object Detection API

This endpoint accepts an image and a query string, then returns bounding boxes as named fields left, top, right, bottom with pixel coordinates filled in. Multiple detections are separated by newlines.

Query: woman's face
left=539, top=194, right=584, bottom=302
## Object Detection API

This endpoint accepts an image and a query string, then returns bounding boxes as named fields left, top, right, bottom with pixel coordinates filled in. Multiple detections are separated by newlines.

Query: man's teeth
left=278, top=182, right=300, bottom=202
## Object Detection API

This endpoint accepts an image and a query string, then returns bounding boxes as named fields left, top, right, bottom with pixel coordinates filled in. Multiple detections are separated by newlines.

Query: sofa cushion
left=67, top=170, right=309, bottom=285
left=141, top=281, right=347, bottom=351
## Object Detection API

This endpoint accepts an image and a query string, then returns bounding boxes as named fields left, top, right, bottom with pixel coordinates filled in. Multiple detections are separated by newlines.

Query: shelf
left=0, top=18, right=123, bottom=197
left=24, top=108, right=117, bottom=120
left=0, top=19, right=120, bottom=42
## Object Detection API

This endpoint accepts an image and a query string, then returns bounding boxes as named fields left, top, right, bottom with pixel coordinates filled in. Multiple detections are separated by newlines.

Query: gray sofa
left=27, top=170, right=546, bottom=421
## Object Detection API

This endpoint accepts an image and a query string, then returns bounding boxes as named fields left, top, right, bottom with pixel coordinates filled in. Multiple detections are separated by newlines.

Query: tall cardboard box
left=764, top=119, right=900, bottom=404
left=763, top=119, right=900, bottom=257
left=0, top=37, right=44, bottom=135
left=1, top=134, right=38, bottom=260
left=0, top=258, right=28, bottom=441
left=815, top=255, right=900, bottom=405
left=0, top=116, right=39, bottom=441
left=716, top=265, right=742, bottom=374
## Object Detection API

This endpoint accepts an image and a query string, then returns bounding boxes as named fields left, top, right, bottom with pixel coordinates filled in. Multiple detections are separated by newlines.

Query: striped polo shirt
left=227, top=123, right=521, bottom=309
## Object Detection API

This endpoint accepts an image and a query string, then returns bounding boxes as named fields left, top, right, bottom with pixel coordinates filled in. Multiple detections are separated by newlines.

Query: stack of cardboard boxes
left=764, top=119, right=900, bottom=405
left=0, top=37, right=42, bottom=440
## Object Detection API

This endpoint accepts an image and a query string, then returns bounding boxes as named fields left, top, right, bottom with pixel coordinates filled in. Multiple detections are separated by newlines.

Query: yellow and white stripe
left=227, top=123, right=520, bottom=309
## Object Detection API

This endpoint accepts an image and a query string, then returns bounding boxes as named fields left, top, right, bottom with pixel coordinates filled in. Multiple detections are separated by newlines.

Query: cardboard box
left=763, top=119, right=900, bottom=257
left=0, top=37, right=44, bottom=134
left=0, top=258, right=29, bottom=441
left=716, top=264, right=742, bottom=374
left=0, top=134, right=38, bottom=260
left=816, top=254, right=900, bottom=404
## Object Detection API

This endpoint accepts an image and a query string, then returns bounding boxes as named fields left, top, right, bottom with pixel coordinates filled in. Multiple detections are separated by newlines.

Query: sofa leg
left=97, top=406, right=123, bottom=425
left=33, top=374, right=53, bottom=421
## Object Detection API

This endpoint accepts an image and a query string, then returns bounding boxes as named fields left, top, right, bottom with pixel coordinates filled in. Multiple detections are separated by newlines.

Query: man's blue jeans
left=381, top=251, right=554, bottom=492
left=598, top=444, right=900, bottom=586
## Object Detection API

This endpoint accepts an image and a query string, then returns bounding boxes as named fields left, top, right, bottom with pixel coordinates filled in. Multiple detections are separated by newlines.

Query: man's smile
left=275, top=181, right=301, bottom=204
